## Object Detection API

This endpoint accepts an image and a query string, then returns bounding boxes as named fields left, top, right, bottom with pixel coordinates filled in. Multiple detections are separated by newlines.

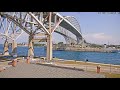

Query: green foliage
left=89, top=44, right=103, bottom=48
left=58, top=42, right=63, bottom=45
left=34, top=44, right=45, bottom=46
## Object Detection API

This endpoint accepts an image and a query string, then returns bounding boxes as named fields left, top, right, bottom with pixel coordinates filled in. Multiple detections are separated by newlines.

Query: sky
left=0, top=12, right=120, bottom=45
left=54, top=12, right=120, bottom=45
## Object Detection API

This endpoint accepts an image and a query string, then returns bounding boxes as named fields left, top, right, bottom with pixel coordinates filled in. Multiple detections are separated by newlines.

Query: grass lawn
left=56, top=60, right=120, bottom=78
left=56, top=60, right=120, bottom=68
left=88, top=71, right=120, bottom=78
left=102, top=72, right=120, bottom=78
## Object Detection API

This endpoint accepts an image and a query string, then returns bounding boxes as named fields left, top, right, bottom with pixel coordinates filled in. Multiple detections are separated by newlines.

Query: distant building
left=104, top=44, right=107, bottom=49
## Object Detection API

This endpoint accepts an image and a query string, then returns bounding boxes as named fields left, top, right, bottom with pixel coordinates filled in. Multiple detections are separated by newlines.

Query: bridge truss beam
left=0, top=12, right=84, bottom=62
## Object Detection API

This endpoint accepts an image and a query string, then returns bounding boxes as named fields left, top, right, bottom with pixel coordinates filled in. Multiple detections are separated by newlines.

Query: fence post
left=97, top=65, right=101, bottom=73
left=110, top=64, right=111, bottom=74
left=85, top=59, right=88, bottom=71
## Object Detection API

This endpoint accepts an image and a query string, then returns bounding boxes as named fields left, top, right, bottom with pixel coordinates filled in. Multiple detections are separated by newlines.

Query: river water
left=0, top=44, right=120, bottom=65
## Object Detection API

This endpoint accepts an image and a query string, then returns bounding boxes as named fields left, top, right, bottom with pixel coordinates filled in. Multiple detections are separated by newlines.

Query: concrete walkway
left=0, top=62, right=105, bottom=78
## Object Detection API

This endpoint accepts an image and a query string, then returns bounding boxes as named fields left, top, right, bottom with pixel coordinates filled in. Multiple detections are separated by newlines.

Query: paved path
left=0, top=62, right=105, bottom=78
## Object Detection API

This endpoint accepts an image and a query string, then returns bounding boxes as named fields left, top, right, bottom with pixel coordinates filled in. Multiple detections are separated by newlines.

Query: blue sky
left=0, top=12, right=120, bottom=45
left=54, top=12, right=120, bottom=45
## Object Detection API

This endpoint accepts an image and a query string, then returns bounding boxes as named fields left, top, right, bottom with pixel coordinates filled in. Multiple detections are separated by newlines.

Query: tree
left=58, top=42, right=63, bottom=45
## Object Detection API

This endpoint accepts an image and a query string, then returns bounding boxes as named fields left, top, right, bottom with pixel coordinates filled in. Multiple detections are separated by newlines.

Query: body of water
left=0, top=44, right=120, bottom=65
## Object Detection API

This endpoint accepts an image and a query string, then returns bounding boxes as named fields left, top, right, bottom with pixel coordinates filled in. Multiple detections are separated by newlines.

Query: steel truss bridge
left=0, top=12, right=85, bottom=61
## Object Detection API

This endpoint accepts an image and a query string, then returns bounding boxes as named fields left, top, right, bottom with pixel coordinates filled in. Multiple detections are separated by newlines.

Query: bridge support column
left=3, top=39, right=9, bottom=56
left=64, top=36, right=72, bottom=45
left=77, top=37, right=82, bottom=45
left=46, top=12, right=52, bottom=62
left=28, top=35, right=34, bottom=57
left=12, top=40, right=17, bottom=55
left=81, top=38, right=86, bottom=48
left=46, top=34, right=52, bottom=62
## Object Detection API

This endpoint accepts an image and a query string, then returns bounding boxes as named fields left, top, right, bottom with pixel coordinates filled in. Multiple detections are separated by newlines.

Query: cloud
left=92, top=33, right=112, bottom=40
left=83, top=33, right=112, bottom=44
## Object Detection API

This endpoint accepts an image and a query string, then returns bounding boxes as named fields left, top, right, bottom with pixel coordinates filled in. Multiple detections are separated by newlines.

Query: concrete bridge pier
left=28, top=35, right=34, bottom=57
left=46, top=12, right=52, bottom=62
left=81, top=39, right=87, bottom=48
left=46, top=34, right=52, bottom=62
left=3, top=39, right=9, bottom=56
left=77, top=37, right=86, bottom=48
left=12, top=40, right=17, bottom=55
left=77, top=37, right=83, bottom=45
left=64, top=36, right=71, bottom=44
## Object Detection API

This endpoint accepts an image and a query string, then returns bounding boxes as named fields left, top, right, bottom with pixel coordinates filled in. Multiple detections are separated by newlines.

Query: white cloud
left=83, top=33, right=112, bottom=44
left=92, top=33, right=112, bottom=40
